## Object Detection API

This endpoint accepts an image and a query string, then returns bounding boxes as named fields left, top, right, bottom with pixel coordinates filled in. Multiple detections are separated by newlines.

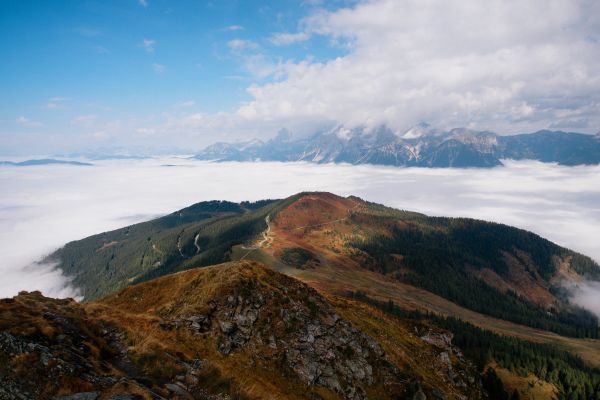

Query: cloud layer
left=4, top=0, right=599, bottom=154
left=236, top=0, right=600, bottom=135
left=111, top=0, right=600, bottom=147
left=0, top=159, right=599, bottom=301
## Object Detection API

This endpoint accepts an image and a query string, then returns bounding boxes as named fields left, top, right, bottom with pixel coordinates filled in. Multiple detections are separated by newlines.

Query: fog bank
left=0, top=158, right=599, bottom=299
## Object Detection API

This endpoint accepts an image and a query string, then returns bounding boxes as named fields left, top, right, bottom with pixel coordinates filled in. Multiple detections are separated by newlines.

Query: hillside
left=0, top=159, right=93, bottom=167
left=47, top=198, right=280, bottom=299
left=51, top=192, right=600, bottom=339
left=193, top=126, right=600, bottom=168
left=0, top=261, right=485, bottom=399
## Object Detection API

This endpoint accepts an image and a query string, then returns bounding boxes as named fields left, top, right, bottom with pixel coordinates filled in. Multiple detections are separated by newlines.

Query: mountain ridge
left=193, top=126, right=600, bottom=168
left=48, top=192, right=600, bottom=340
left=0, top=261, right=486, bottom=399
left=10, top=192, right=600, bottom=399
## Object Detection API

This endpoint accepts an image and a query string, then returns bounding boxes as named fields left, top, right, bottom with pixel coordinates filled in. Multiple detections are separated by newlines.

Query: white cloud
left=227, top=39, right=258, bottom=51
left=225, top=25, right=244, bottom=31
left=269, top=31, right=311, bottom=46
left=47, top=96, right=69, bottom=110
left=0, top=159, right=599, bottom=300
left=176, top=100, right=195, bottom=108
left=141, top=38, right=155, bottom=53
left=152, top=63, right=166, bottom=74
left=71, top=115, right=97, bottom=125
left=235, top=0, right=600, bottom=134
left=16, top=116, right=42, bottom=127
left=91, top=130, right=108, bottom=140
left=95, top=46, right=110, bottom=55
left=6, top=0, right=600, bottom=153
left=138, top=0, right=148, bottom=7
left=135, top=127, right=157, bottom=135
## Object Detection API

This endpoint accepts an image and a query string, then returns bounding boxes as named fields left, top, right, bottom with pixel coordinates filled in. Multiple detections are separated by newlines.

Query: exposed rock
left=0, top=292, right=162, bottom=400
left=106, top=395, right=140, bottom=400
left=166, top=265, right=403, bottom=399
left=1, top=262, right=485, bottom=400
left=165, top=382, right=191, bottom=396
left=420, top=330, right=453, bottom=348
left=54, top=393, right=100, bottom=400
left=413, top=389, right=427, bottom=400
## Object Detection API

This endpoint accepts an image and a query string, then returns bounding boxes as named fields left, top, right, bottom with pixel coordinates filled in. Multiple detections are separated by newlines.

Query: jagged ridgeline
left=0, top=262, right=486, bottom=399
left=193, top=128, right=600, bottom=168
left=49, top=193, right=600, bottom=340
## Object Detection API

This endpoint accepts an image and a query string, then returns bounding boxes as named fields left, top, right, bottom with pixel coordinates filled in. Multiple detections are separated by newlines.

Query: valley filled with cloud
left=1, top=159, right=599, bottom=302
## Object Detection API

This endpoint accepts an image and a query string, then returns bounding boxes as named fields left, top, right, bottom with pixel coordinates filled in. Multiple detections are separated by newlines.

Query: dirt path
left=193, top=233, right=201, bottom=254
left=241, top=215, right=272, bottom=260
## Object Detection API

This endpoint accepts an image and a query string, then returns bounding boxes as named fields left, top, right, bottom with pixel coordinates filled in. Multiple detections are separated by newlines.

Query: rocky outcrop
left=0, top=293, right=159, bottom=400
left=416, top=327, right=480, bottom=396
left=1, top=262, right=486, bottom=399
left=168, top=267, right=408, bottom=400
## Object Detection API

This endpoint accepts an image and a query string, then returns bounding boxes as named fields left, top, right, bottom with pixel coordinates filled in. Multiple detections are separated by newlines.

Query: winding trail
left=240, top=215, right=272, bottom=260
left=176, top=235, right=185, bottom=258
left=240, top=199, right=361, bottom=261
left=193, top=233, right=201, bottom=254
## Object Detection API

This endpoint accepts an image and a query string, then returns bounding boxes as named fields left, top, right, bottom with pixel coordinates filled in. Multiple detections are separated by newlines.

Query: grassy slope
left=48, top=192, right=600, bottom=362
left=88, top=261, right=484, bottom=399
left=490, top=363, right=558, bottom=400
left=0, top=291, right=160, bottom=399
left=49, top=199, right=286, bottom=300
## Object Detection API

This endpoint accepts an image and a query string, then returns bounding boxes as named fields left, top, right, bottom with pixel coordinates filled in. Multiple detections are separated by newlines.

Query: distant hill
left=193, top=125, right=600, bottom=168
left=0, top=158, right=93, bottom=166
left=19, top=192, right=600, bottom=399
left=49, top=192, right=600, bottom=341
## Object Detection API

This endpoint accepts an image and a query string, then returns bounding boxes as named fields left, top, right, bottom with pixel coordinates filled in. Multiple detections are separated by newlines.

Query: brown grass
left=237, top=193, right=600, bottom=368
left=489, top=362, right=558, bottom=400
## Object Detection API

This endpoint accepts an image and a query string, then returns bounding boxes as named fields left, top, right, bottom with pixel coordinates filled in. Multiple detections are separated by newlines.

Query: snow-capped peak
left=325, top=125, right=357, bottom=141
left=401, top=123, right=439, bottom=139
left=238, top=139, right=263, bottom=150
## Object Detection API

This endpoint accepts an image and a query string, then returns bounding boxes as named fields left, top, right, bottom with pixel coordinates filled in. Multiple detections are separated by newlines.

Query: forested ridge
left=49, top=192, right=600, bottom=341
left=49, top=198, right=282, bottom=300
left=350, top=216, right=600, bottom=338
left=347, top=291, right=600, bottom=400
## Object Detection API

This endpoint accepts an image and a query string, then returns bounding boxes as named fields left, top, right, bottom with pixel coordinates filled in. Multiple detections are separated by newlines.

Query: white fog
left=1, top=158, right=599, bottom=310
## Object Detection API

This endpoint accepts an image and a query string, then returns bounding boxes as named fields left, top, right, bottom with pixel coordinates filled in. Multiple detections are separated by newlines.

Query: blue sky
left=1, top=0, right=599, bottom=155
left=1, top=0, right=349, bottom=154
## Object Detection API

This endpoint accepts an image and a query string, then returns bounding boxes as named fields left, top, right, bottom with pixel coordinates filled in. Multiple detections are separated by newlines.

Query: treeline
left=347, top=291, right=600, bottom=400
left=351, top=218, right=600, bottom=338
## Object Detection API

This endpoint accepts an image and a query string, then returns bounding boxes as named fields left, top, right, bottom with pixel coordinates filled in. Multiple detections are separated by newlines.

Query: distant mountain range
left=194, top=125, right=600, bottom=168
left=0, top=158, right=93, bottom=167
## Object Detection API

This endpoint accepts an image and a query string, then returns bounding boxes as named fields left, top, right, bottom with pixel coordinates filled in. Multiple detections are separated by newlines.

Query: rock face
left=166, top=264, right=406, bottom=399
left=1, top=262, right=485, bottom=399
left=0, top=292, right=160, bottom=400
left=417, top=328, right=476, bottom=393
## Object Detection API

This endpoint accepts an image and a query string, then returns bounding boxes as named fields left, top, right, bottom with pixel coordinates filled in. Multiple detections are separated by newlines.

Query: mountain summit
left=6, top=192, right=600, bottom=399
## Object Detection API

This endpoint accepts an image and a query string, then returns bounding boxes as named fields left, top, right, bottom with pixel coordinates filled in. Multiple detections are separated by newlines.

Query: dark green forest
left=49, top=199, right=280, bottom=300
left=347, top=291, right=600, bottom=400
left=350, top=216, right=600, bottom=338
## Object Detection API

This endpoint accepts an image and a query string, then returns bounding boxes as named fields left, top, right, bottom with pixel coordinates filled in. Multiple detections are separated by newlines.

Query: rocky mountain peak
left=401, top=122, right=440, bottom=139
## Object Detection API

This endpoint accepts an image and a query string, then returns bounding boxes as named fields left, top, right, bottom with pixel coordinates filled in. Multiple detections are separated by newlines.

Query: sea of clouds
left=1, top=159, right=599, bottom=311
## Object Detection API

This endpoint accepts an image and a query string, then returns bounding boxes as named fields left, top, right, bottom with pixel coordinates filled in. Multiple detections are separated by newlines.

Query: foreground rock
left=1, top=262, right=484, bottom=399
